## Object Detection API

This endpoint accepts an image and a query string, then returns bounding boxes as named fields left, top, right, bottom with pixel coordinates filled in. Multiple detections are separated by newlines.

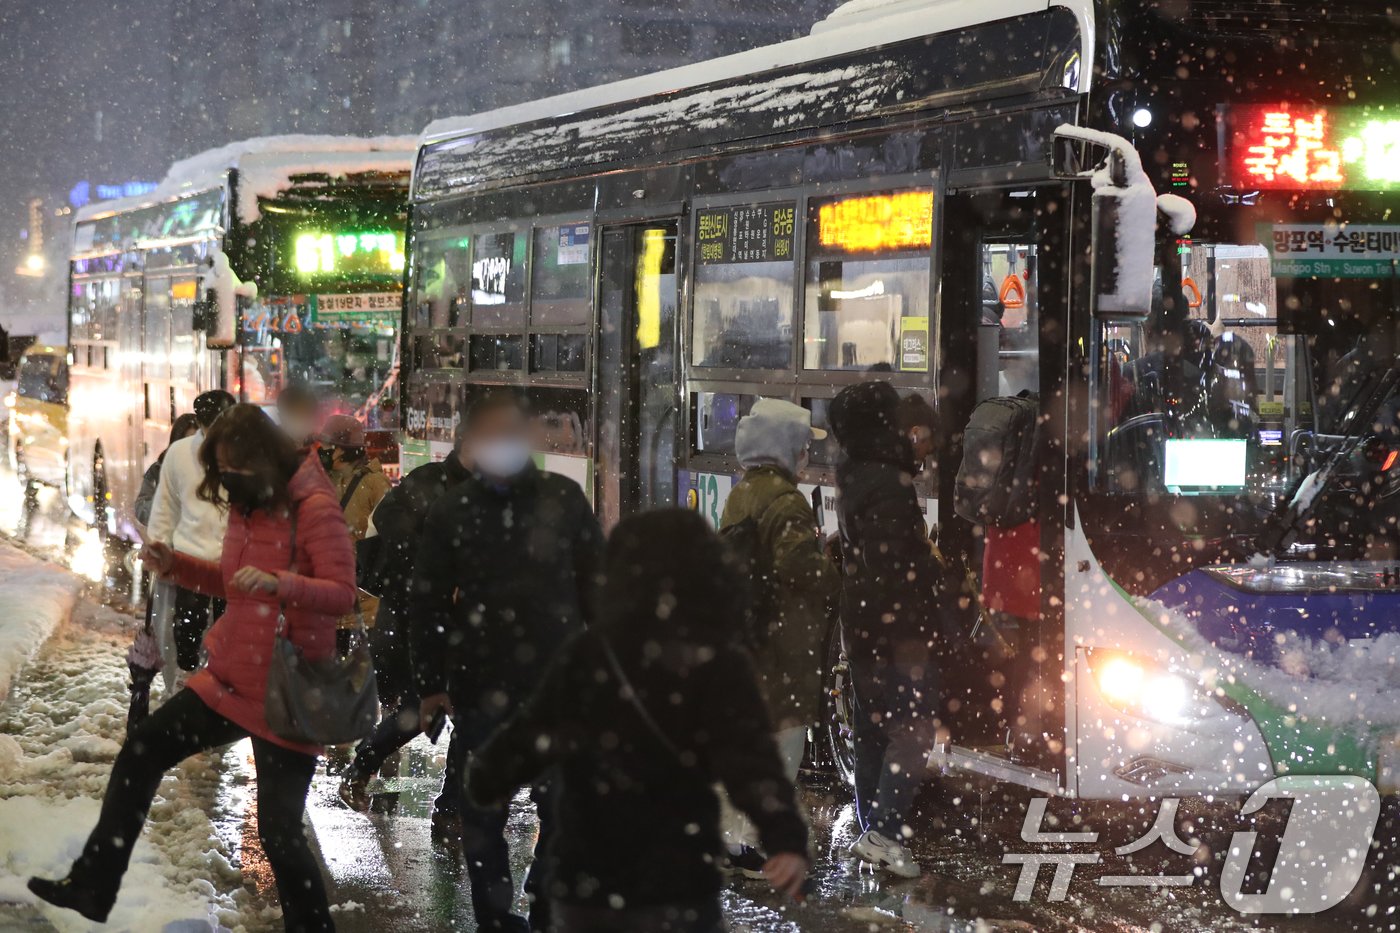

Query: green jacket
left=720, top=465, right=838, bottom=730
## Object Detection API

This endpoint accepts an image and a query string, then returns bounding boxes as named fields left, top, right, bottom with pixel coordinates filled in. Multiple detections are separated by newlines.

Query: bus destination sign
left=1229, top=104, right=1400, bottom=191
left=696, top=203, right=796, bottom=264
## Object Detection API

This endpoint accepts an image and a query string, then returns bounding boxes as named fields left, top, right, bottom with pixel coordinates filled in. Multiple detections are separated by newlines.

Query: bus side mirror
left=1052, top=126, right=1157, bottom=317
left=194, top=290, right=218, bottom=334
left=196, top=251, right=250, bottom=348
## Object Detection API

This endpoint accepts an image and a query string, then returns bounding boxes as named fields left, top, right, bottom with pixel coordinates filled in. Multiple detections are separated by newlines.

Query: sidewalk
left=0, top=542, right=260, bottom=932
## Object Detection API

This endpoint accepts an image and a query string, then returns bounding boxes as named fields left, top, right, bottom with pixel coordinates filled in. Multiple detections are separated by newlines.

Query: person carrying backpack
left=953, top=391, right=1043, bottom=759
left=715, top=398, right=836, bottom=877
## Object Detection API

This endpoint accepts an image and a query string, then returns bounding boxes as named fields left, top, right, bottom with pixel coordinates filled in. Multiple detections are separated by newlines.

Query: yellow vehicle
left=7, top=345, right=69, bottom=493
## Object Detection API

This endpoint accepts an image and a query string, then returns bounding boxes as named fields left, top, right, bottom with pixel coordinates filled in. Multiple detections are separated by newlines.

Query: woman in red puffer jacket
left=29, top=404, right=354, bottom=933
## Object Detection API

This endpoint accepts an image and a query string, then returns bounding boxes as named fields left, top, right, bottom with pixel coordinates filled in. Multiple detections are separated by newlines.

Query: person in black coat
left=467, top=509, right=809, bottom=933
left=412, top=389, right=604, bottom=933
left=830, top=380, right=940, bottom=879
left=337, top=422, right=472, bottom=836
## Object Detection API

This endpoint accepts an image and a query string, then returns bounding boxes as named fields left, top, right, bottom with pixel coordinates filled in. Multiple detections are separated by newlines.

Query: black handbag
left=264, top=511, right=379, bottom=745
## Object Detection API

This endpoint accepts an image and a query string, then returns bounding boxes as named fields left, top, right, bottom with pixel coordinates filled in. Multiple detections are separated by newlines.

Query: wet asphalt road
left=5, top=461, right=1400, bottom=932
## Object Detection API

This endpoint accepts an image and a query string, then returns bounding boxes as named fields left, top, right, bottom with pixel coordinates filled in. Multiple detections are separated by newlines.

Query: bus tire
left=821, top=619, right=857, bottom=790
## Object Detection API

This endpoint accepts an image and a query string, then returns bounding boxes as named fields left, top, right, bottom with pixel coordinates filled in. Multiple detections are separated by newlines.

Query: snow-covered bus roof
left=420, top=0, right=1093, bottom=146
left=75, top=134, right=416, bottom=227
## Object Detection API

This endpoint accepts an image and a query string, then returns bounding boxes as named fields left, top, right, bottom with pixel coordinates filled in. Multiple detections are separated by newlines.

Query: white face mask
left=473, top=438, right=533, bottom=479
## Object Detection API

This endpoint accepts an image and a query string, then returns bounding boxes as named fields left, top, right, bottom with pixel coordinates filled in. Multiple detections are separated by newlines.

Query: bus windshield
left=1094, top=238, right=1400, bottom=562
left=241, top=211, right=408, bottom=427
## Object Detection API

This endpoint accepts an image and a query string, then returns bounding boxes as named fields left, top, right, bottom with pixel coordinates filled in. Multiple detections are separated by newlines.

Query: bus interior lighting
left=829, top=281, right=886, bottom=300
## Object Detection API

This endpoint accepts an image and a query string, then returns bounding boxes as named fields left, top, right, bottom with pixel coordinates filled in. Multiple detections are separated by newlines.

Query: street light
left=15, top=253, right=46, bottom=277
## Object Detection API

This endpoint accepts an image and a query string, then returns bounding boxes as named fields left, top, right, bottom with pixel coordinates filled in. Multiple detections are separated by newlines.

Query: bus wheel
left=91, top=448, right=109, bottom=546
left=91, top=449, right=121, bottom=597
left=822, top=621, right=857, bottom=789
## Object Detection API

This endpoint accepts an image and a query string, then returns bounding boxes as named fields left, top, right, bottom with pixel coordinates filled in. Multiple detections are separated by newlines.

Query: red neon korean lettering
left=1236, top=107, right=1345, bottom=189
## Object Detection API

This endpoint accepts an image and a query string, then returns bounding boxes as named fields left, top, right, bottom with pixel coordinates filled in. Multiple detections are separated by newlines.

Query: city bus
left=400, top=1, right=1400, bottom=801
left=65, top=136, right=413, bottom=568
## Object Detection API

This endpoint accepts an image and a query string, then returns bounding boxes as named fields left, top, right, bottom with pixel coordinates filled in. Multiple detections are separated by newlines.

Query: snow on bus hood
left=76, top=134, right=416, bottom=226
left=1141, top=563, right=1400, bottom=728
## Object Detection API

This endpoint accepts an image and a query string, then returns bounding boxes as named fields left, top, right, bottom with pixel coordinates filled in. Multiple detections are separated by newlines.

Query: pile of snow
left=0, top=542, right=81, bottom=702
left=77, top=134, right=416, bottom=228
left=1134, top=597, right=1400, bottom=732
left=0, top=586, right=253, bottom=930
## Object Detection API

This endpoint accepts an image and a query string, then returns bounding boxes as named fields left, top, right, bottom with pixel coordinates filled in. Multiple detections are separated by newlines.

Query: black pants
left=72, top=689, right=333, bottom=933
left=846, top=641, right=936, bottom=839
left=549, top=899, right=725, bottom=933
left=347, top=697, right=464, bottom=814
left=455, top=707, right=554, bottom=932
left=173, top=586, right=224, bottom=672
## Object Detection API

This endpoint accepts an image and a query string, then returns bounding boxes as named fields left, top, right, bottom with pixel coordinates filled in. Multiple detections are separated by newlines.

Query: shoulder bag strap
left=275, top=510, right=298, bottom=638
left=596, top=634, right=689, bottom=767
left=339, top=467, right=369, bottom=510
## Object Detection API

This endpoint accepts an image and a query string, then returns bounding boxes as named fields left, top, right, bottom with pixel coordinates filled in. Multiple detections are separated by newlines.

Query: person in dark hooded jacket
left=467, top=509, right=809, bottom=933
left=829, top=380, right=940, bottom=879
left=337, top=421, right=472, bottom=838
left=411, top=389, right=603, bottom=932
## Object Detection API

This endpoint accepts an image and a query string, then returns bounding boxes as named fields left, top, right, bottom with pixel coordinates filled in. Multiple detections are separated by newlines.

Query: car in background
left=0, top=334, right=39, bottom=442
left=8, top=345, right=69, bottom=493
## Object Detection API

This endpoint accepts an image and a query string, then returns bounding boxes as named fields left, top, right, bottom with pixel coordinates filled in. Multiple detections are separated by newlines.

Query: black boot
left=27, top=875, right=115, bottom=923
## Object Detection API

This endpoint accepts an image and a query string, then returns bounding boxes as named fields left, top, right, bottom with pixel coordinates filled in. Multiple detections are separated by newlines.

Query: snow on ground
left=0, top=542, right=81, bottom=702
left=0, top=560, right=265, bottom=932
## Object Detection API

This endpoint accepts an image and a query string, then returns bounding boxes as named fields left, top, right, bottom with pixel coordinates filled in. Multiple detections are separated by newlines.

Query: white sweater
left=145, top=432, right=228, bottom=562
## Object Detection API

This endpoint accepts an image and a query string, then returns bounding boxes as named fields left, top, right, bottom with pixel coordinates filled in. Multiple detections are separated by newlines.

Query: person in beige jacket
left=318, top=414, right=392, bottom=635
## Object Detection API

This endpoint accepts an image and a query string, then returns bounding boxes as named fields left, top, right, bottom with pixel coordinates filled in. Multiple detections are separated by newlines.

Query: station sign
left=1260, top=222, right=1400, bottom=277
left=696, top=202, right=796, bottom=264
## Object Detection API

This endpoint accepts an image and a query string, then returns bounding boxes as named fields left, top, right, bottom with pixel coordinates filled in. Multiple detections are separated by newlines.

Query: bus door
left=938, top=185, right=1068, bottom=780
left=595, top=221, right=680, bottom=530
left=106, top=270, right=146, bottom=528
left=141, top=276, right=175, bottom=476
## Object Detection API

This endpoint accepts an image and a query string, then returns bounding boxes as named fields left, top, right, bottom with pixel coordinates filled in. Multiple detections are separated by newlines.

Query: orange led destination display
left=817, top=190, right=934, bottom=253
left=1231, top=104, right=1400, bottom=191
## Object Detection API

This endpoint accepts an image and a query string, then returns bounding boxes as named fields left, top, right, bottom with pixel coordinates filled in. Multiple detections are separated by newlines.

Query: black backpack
left=718, top=493, right=800, bottom=648
left=954, top=392, right=1040, bottom=528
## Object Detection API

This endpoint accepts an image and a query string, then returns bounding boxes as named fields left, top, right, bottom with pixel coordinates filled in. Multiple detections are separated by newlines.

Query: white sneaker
left=850, top=829, right=921, bottom=879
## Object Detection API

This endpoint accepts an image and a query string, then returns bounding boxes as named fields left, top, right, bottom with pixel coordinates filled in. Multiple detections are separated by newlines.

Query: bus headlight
left=1089, top=650, right=1199, bottom=726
